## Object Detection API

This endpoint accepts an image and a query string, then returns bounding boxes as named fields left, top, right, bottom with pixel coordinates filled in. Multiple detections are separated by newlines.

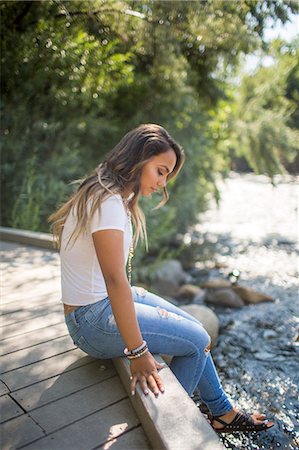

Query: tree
left=1, top=0, right=297, bottom=256
left=230, top=38, right=299, bottom=177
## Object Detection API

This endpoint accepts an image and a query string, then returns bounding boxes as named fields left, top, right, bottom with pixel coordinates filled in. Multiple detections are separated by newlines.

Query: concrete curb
left=113, top=356, right=224, bottom=450
left=0, top=227, right=55, bottom=251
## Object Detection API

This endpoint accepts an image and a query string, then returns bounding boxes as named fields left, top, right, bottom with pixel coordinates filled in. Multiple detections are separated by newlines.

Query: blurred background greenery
left=1, top=0, right=298, bottom=265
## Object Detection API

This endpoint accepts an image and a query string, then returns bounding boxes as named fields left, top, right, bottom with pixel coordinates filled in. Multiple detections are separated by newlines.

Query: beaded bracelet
left=126, top=344, right=148, bottom=358
left=124, top=344, right=148, bottom=358
left=126, top=347, right=149, bottom=360
left=124, top=340, right=147, bottom=357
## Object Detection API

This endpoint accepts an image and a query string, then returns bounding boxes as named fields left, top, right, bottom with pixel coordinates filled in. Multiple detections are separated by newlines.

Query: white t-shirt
left=60, top=194, right=132, bottom=306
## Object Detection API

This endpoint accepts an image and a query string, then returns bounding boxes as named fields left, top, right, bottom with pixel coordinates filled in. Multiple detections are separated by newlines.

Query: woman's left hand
left=129, top=351, right=166, bottom=397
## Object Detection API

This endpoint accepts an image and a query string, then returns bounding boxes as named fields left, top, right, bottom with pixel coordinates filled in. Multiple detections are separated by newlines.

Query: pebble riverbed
left=191, top=172, right=298, bottom=450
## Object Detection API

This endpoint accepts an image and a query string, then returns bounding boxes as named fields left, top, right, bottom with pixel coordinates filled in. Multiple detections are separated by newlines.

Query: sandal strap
left=212, top=416, right=231, bottom=427
left=212, top=411, right=266, bottom=432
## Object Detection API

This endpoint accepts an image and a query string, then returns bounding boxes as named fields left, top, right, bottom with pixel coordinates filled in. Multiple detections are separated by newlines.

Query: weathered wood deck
left=0, top=241, right=151, bottom=450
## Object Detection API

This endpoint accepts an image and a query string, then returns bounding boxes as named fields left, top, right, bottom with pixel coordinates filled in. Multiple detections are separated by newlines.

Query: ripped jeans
left=65, top=286, right=232, bottom=416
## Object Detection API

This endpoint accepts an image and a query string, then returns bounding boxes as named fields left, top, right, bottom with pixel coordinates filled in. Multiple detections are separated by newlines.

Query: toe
left=252, top=412, right=267, bottom=421
left=252, top=413, right=274, bottom=429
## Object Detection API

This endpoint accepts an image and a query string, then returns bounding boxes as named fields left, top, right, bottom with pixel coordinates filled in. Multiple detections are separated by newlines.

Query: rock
left=151, top=280, right=178, bottom=298
left=232, top=285, right=274, bottom=304
left=180, top=304, right=219, bottom=347
left=205, top=288, right=245, bottom=308
left=156, top=259, right=187, bottom=282
left=263, top=330, right=278, bottom=339
left=254, top=351, right=276, bottom=361
left=200, top=278, right=231, bottom=289
left=176, top=284, right=204, bottom=301
left=193, top=289, right=206, bottom=305
left=214, top=261, right=228, bottom=269
left=151, top=259, right=188, bottom=297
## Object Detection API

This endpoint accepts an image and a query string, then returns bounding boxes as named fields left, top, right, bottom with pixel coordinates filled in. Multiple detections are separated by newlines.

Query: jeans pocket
left=75, top=335, right=104, bottom=359
left=84, top=298, right=114, bottom=332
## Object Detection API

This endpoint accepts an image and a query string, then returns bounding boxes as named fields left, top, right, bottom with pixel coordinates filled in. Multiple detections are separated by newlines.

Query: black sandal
left=212, top=412, right=274, bottom=434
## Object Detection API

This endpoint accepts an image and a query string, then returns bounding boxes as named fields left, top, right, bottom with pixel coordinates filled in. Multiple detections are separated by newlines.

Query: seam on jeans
left=140, top=331, right=210, bottom=393
left=199, top=369, right=232, bottom=416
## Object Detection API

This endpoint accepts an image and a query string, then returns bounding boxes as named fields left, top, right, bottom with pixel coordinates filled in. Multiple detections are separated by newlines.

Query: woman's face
left=139, top=149, right=177, bottom=197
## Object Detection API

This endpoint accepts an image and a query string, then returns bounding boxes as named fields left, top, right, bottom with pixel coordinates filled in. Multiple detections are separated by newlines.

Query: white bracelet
left=127, top=348, right=149, bottom=360
left=124, top=340, right=147, bottom=356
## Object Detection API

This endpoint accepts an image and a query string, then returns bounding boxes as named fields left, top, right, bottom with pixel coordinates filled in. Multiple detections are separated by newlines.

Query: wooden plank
left=12, top=360, right=116, bottom=411
left=30, top=376, right=127, bottom=434
left=0, top=394, right=23, bottom=423
left=0, top=292, right=57, bottom=318
left=0, top=293, right=59, bottom=310
left=0, top=303, right=62, bottom=326
left=100, top=426, right=151, bottom=450
left=23, top=398, right=140, bottom=450
left=0, top=323, right=67, bottom=356
left=0, top=336, right=76, bottom=374
left=98, top=426, right=151, bottom=450
left=114, top=356, right=224, bottom=450
left=0, top=312, right=64, bottom=340
left=0, top=414, right=45, bottom=450
left=0, top=349, right=94, bottom=391
left=0, top=380, right=9, bottom=396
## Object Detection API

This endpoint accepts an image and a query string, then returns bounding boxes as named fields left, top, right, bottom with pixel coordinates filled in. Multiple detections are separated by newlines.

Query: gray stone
left=154, top=259, right=187, bottom=282
left=180, top=304, right=220, bottom=346
left=205, top=288, right=245, bottom=308
left=177, top=284, right=204, bottom=301
left=151, top=259, right=188, bottom=297
left=263, top=330, right=278, bottom=339
left=254, top=351, right=276, bottom=361
left=193, top=290, right=206, bottom=305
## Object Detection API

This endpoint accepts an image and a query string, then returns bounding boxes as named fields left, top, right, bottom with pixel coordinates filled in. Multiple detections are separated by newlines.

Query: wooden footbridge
left=0, top=228, right=223, bottom=450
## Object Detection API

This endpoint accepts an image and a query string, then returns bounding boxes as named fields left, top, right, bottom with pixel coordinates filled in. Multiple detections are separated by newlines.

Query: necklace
left=122, top=198, right=134, bottom=285
left=127, top=240, right=134, bottom=285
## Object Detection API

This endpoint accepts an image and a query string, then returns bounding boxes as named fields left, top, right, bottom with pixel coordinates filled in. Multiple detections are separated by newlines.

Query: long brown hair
left=49, top=124, right=185, bottom=250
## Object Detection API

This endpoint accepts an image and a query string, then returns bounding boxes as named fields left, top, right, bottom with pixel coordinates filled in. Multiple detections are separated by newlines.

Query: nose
left=158, top=177, right=167, bottom=189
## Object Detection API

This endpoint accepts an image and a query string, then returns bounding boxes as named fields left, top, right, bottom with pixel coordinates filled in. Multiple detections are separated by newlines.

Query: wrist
left=127, top=348, right=149, bottom=361
left=124, top=340, right=147, bottom=357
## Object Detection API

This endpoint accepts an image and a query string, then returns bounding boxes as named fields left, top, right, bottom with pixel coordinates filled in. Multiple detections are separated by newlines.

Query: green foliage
left=230, top=39, right=299, bottom=177
left=1, top=0, right=297, bottom=260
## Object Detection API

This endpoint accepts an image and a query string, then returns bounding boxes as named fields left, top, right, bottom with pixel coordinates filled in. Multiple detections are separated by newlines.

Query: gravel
left=192, top=172, right=298, bottom=450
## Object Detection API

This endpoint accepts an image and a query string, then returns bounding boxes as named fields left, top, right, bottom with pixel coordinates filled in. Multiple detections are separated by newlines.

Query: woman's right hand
left=129, top=351, right=165, bottom=397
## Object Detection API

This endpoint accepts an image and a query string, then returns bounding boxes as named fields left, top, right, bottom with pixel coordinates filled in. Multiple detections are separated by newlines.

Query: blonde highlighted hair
left=49, top=124, right=185, bottom=250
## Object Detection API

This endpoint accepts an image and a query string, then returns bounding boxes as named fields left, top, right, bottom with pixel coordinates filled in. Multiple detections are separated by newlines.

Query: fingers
left=130, top=375, right=137, bottom=396
left=153, top=372, right=165, bottom=394
left=130, top=372, right=165, bottom=397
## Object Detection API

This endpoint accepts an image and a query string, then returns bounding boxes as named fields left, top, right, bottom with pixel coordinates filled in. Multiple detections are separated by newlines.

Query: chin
left=141, top=189, right=152, bottom=197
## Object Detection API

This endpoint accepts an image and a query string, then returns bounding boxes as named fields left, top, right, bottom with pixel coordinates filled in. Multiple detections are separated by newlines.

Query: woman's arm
left=92, top=229, right=142, bottom=350
left=92, top=229, right=165, bottom=396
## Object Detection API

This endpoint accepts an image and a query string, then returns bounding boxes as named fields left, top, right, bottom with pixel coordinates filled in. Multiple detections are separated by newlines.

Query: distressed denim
left=65, top=286, right=232, bottom=416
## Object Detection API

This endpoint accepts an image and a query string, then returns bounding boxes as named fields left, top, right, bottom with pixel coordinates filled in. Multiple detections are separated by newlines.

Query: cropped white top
left=60, top=194, right=132, bottom=306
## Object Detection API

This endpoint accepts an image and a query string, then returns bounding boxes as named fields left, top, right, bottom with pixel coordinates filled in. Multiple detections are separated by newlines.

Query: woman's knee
left=194, top=326, right=211, bottom=354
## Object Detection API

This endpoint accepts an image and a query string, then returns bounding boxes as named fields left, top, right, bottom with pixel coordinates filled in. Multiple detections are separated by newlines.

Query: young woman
left=49, top=124, right=273, bottom=434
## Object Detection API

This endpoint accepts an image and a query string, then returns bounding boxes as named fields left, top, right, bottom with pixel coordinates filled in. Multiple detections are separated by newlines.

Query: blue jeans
left=65, top=286, right=232, bottom=416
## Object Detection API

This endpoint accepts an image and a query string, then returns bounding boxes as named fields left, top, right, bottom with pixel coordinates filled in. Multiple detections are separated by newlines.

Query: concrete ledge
left=113, top=356, right=224, bottom=450
left=0, top=227, right=55, bottom=251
